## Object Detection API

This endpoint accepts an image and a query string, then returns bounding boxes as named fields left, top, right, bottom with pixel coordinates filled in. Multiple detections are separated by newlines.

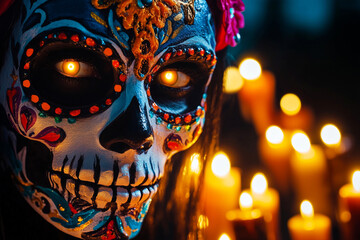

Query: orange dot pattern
left=20, top=30, right=127, bottom=119
left=145, top=47, right=214, bottom=128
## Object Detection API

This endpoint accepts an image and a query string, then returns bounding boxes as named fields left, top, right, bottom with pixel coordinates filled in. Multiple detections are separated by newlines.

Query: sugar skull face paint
left=0, top=0, right=216, bottom=239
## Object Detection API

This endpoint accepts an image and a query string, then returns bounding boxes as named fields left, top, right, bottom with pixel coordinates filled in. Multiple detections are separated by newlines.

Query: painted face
left=0, top=0, right=216, bottom=239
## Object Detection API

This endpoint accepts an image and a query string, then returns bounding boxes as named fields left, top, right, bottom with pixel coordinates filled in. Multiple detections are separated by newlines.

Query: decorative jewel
left=67, top=118, right=76, bottom=124
left=54, top=116, right=62, bottom=123
left=156, top=117, right=163, bottom=125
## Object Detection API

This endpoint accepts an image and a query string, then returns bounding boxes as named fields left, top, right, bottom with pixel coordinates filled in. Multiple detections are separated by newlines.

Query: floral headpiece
left=208, top=0, right=245, bottom=51
left=0, top=0, right=244, bottom=52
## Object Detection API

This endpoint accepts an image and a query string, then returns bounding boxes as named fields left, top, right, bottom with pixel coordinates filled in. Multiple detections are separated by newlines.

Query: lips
left=49, top=171, right=159, bottom=212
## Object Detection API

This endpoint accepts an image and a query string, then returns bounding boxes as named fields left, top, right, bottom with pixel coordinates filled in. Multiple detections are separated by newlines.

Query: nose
left=100, top=97, right=154, bottom=154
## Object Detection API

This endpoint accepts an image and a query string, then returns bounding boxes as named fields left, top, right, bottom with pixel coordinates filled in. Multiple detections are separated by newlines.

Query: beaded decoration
left=146, top=46, right=216, bottom=132
left=20, top=30, right=126, bottom=120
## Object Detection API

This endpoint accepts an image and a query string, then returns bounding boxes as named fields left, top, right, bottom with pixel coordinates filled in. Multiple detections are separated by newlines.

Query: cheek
left=6, top=83, right=66, bottom=148
left=156, top=115, right=205, bottom=155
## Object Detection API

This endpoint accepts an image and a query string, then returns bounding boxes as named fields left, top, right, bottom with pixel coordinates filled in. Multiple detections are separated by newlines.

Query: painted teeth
left=96, top=187, right=113, bottom=209
left=78, top=184, right=94, bottom=203
left=50, top=173, right=158, bottom=210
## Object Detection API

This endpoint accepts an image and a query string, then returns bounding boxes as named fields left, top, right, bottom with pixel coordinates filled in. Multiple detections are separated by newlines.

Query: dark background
left=218, top=0, right=360, bottom=239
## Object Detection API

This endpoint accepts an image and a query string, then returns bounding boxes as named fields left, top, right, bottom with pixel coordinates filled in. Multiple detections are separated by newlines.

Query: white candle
left=203, top=152, right=241, bottom=240
left=290, top=132, right=331, bottom=215
left=247, top=173, right=280, bottom=240
left=258, top=126, right=292, bottom=193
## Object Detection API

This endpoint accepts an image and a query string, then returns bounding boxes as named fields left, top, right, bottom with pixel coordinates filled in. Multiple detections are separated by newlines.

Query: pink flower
left=217, top=0, right=245, bottom=48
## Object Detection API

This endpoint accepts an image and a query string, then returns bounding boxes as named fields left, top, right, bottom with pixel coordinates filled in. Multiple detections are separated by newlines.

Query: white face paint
left=0, top=0, right=216, bottom=239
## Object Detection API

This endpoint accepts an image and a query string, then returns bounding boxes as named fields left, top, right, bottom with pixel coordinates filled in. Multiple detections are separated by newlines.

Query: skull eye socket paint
left=146, top=47, right=216, bottom=126
left=20, top=29, right=126, bottom=118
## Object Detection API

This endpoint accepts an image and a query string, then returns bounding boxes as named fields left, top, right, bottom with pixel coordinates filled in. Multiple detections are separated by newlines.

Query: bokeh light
left=300, top=200, right=314, bottom=218
left=251, top=173, right=268, bottom=195
left=321, top=124, right=341, bottom=146
left=239, top=192, right=253, bottom=211
left=218, top=233, right=231, bottom=240
left=239, top=58, right=262, bottom=81
left=280, top=93, right=302, bottom=116
left=211, top=152, right=231, bottom=178
left=190, top=153, right=201, bottom=175
left=291, top=131, right=311, bottom=153
left=352, top=170, right=360, bottom=192
left=265, top=125, right=284, bottom=144
left=223, top=66, right=244, bottom=93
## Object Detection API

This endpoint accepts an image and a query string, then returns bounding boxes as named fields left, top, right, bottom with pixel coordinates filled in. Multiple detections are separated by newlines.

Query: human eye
left=157, top=69, right=191, bottom=88
left=55, top=59, right=96, bottom=78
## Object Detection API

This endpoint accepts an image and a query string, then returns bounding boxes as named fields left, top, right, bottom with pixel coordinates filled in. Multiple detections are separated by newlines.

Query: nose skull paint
left=0, top=0, right=216, bottom=239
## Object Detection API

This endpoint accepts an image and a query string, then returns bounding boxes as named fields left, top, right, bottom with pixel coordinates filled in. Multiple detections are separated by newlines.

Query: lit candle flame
left=266, top=125, right=284, bottom=144
left=280, top=93, right=301, bottom=116
left=239, top=58, right=262, bottom=81
left=300, top=200, right=314, bottom=219
left=352, top=170, right=360, bottom=192
left=211, top=152, right=231, bottom=178
left=239, top=192, right=253, bottom=211
left=320, top=124, right=341, bottom=146
left=291, top=131, right=311, bottom=153
left=218, top=233, right=231, bottom=240
left=223, top=66, right=244, bottom=93
left=190, top=153, right=201, bottom=175
left=251, top=173, right=268, bottom=195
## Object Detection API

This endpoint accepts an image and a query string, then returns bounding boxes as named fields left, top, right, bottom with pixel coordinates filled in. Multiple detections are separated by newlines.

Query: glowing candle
left=248, top=173, right=280, bottom=240
left=320, top=123, right=348, bottom=159
left=226, top=192, right=267, bottom=240
left=321, top=124, right=341, bottom=147
left=223, top=66, right=244, bottom=93
left=203, top=152, right=241, bottom=240
left=290, top=132, right=331, bottom=215
left=338, top=170, right=360, bottom=240
left=219, top=233, right=232, bottom=240
left=237, top=59, right=276, bottom=134
left=279, top=94, right=313, bottom=132
left=258, top=125, right=292, bottom=193
left=288, top=200, right=331, bottom=240
left=239, top=58, right=262, bottom=81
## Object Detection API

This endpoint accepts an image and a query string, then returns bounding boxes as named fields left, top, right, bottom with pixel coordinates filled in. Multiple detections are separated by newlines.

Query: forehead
left=22, top=0, right=216, bottom=56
